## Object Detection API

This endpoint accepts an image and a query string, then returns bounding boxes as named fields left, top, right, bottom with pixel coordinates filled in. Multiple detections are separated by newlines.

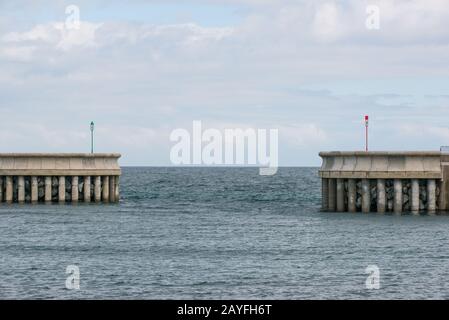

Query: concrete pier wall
left=0, top=153, right=121, bottom=204
left=319, top=151, right=446, bottom=214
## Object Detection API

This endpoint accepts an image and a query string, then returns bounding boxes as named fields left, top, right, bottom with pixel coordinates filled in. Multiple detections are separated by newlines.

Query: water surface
left=1, top=167, right=449, bottom=299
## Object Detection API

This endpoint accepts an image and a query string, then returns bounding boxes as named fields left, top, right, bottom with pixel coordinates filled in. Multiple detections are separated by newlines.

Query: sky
left=0, top=0, right=449, bottom=166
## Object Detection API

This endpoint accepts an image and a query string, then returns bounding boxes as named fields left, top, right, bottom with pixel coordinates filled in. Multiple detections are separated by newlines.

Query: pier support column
left=328, top=179, right=336, bottom=212
left=109, top=176, right=116, bottom=203
left=377, top=179, right=386, bottom=214
left=31, top=176, right=38, bottom=203
left=18, top=176, right=25, bottom=203
left=394, top=179, right=403, bottom=214
left=45, top=177, right=52, bottom=203
left=115, top=176, right=120, bottom=201
left=428, top=179, right=436, bottom=214
left=411, top=179, right=420, bottom=215
left=348, top=179, right=356, bottom=213
left=84, top=176, right=91, bottom=203
left=94, top=176, right=101, bottom=202
left=72, top=176, right=79, bottom=202
left=438, top=180, right=445, bottom=212
left=6, top=176, right=13, bottom=203
left=361, top=179, right=371, bottom=213
left=58, top=176, right=65, bottom=203
left=0, top=177, right=3, bottom=202
left=102, top=176, right=109, bottom=202
left=321, top=178, right=329, bottom=211
left=336, top=178, right=345, bottom=212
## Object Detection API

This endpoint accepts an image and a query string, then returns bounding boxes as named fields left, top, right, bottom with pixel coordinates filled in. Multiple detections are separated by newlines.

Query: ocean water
left=1, top=167, right=449, bottom=299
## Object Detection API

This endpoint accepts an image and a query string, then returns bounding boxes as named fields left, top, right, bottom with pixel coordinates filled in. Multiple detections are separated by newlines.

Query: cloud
left=2, top=21, right=102, bottom=52
left=280, top=124, right=328, bottom=147
left=0, top=0, right=449, bottom=165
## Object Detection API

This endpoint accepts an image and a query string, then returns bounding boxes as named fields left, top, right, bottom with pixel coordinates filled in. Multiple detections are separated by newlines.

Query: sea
left=1, top=167, right=449, bottom=299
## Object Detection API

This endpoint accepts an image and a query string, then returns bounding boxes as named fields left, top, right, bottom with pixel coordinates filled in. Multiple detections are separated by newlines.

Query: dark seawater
left=1, top=167, right=449, bottom=299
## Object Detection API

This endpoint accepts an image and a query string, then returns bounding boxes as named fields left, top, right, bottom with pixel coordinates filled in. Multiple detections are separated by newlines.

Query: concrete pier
left=336, top=178, right=345, bottom=212
left=84, top=176, right=91, bottom=203
left=59, top=176, right=65, bottom=203
left=428, top=179, right=436, bottom=214
left=109, top=176, right=116, bottom=203
left=410, top=179, right=419, bottom=214
left=348, top=179, right=356, bottom=212
left=394, top=179, right=402, bottom=214
left=94, top=176, right=102, bottom=202
left=377, top=179, right=386, bottom=214
left=328, top=179, right=336, bottom=211
left=361, top=179, right=370, bottom=213
left=102, top=176, right=110, bottom=203
left=18, top=176, right=25, bottom=203
left=319, top=151, right=447, bottom=214
left=5, top=176, right=12, bottom=203
left=31, top=176, right=38, bottom=203
left=72, top=176, right=79, bottom=203
left=45, top=176, right=52, bottom=202
left=0, top=154, right=121, bottom=204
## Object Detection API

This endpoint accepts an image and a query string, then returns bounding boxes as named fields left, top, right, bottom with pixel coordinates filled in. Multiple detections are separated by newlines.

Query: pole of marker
left=365, top=115, right=369, bottom=152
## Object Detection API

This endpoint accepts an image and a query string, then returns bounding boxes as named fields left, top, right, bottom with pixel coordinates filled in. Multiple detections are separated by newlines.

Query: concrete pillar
left=321, top=178, right=329, bottom=211
left=45, top=176, right=52, bottom=202
left=411, top=179, right=420, bottom=214
left=18, top=176, right=25, bottom=203
left=0, top=177, right=3, bottom=202
left=438, top=180, right=445, bottom=212
left=31, top=176, right=38, bottom=203
left=428, top=179, right=436, bottom=214
left=94, top=176, right=101, bottom=202
left=109, top=176, right=116, bottom=203
left=102, top=176, right=109, bottom=202
left=394, top=179, right=403, bottom=214
left=348, top=179, right=356, bottom=213
left=6, top=176, right=13, bottom=203
left=115, top=176, right=120, bottom=201
left=72, top=176, right=79, bottom=202
left=377, top=179, right=386, bottom=214
left=336, top=178, right=345, bottom=212
left=58, top=176, right=65, bottom=203
left=328, top=179, right=336, bottom=211
left=361, top=179, right=371, bottom=213
left=84, top=176, right=91, bottom=203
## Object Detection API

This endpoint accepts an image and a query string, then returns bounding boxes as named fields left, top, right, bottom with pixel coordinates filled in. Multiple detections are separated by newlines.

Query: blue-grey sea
left=1, top=167, right=449, bottom=299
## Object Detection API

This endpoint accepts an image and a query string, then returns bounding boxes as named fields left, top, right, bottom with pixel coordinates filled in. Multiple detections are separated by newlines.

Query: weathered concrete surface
left=94, top=176, right=102, bottom=202
left=45, top=176, right=52, bottom=202
left=394, top=179, right=402, bottom=214
left=377, top=179, right=386, bottom=214
left=336, top=178, right=345, bottom=212
left=0, top=153, right=121, bottom=176
left=72, top=176, right=79, bottom=202
left=411, top=179, right=420, bottom=214
left=102, top=176, right=110, bottom=202
left=348, top=179, right=356, bottom=213
left=428, top=179, right=436, bottom=214
left=361, top=179, right=370, bottom=213
left=328, top=179, right=336, bottom=211
left=31, top=176, right=38, bottom=202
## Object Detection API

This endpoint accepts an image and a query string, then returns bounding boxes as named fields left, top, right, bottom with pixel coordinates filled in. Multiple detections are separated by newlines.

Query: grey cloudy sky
left=1, top=0, right=449, bottom=165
